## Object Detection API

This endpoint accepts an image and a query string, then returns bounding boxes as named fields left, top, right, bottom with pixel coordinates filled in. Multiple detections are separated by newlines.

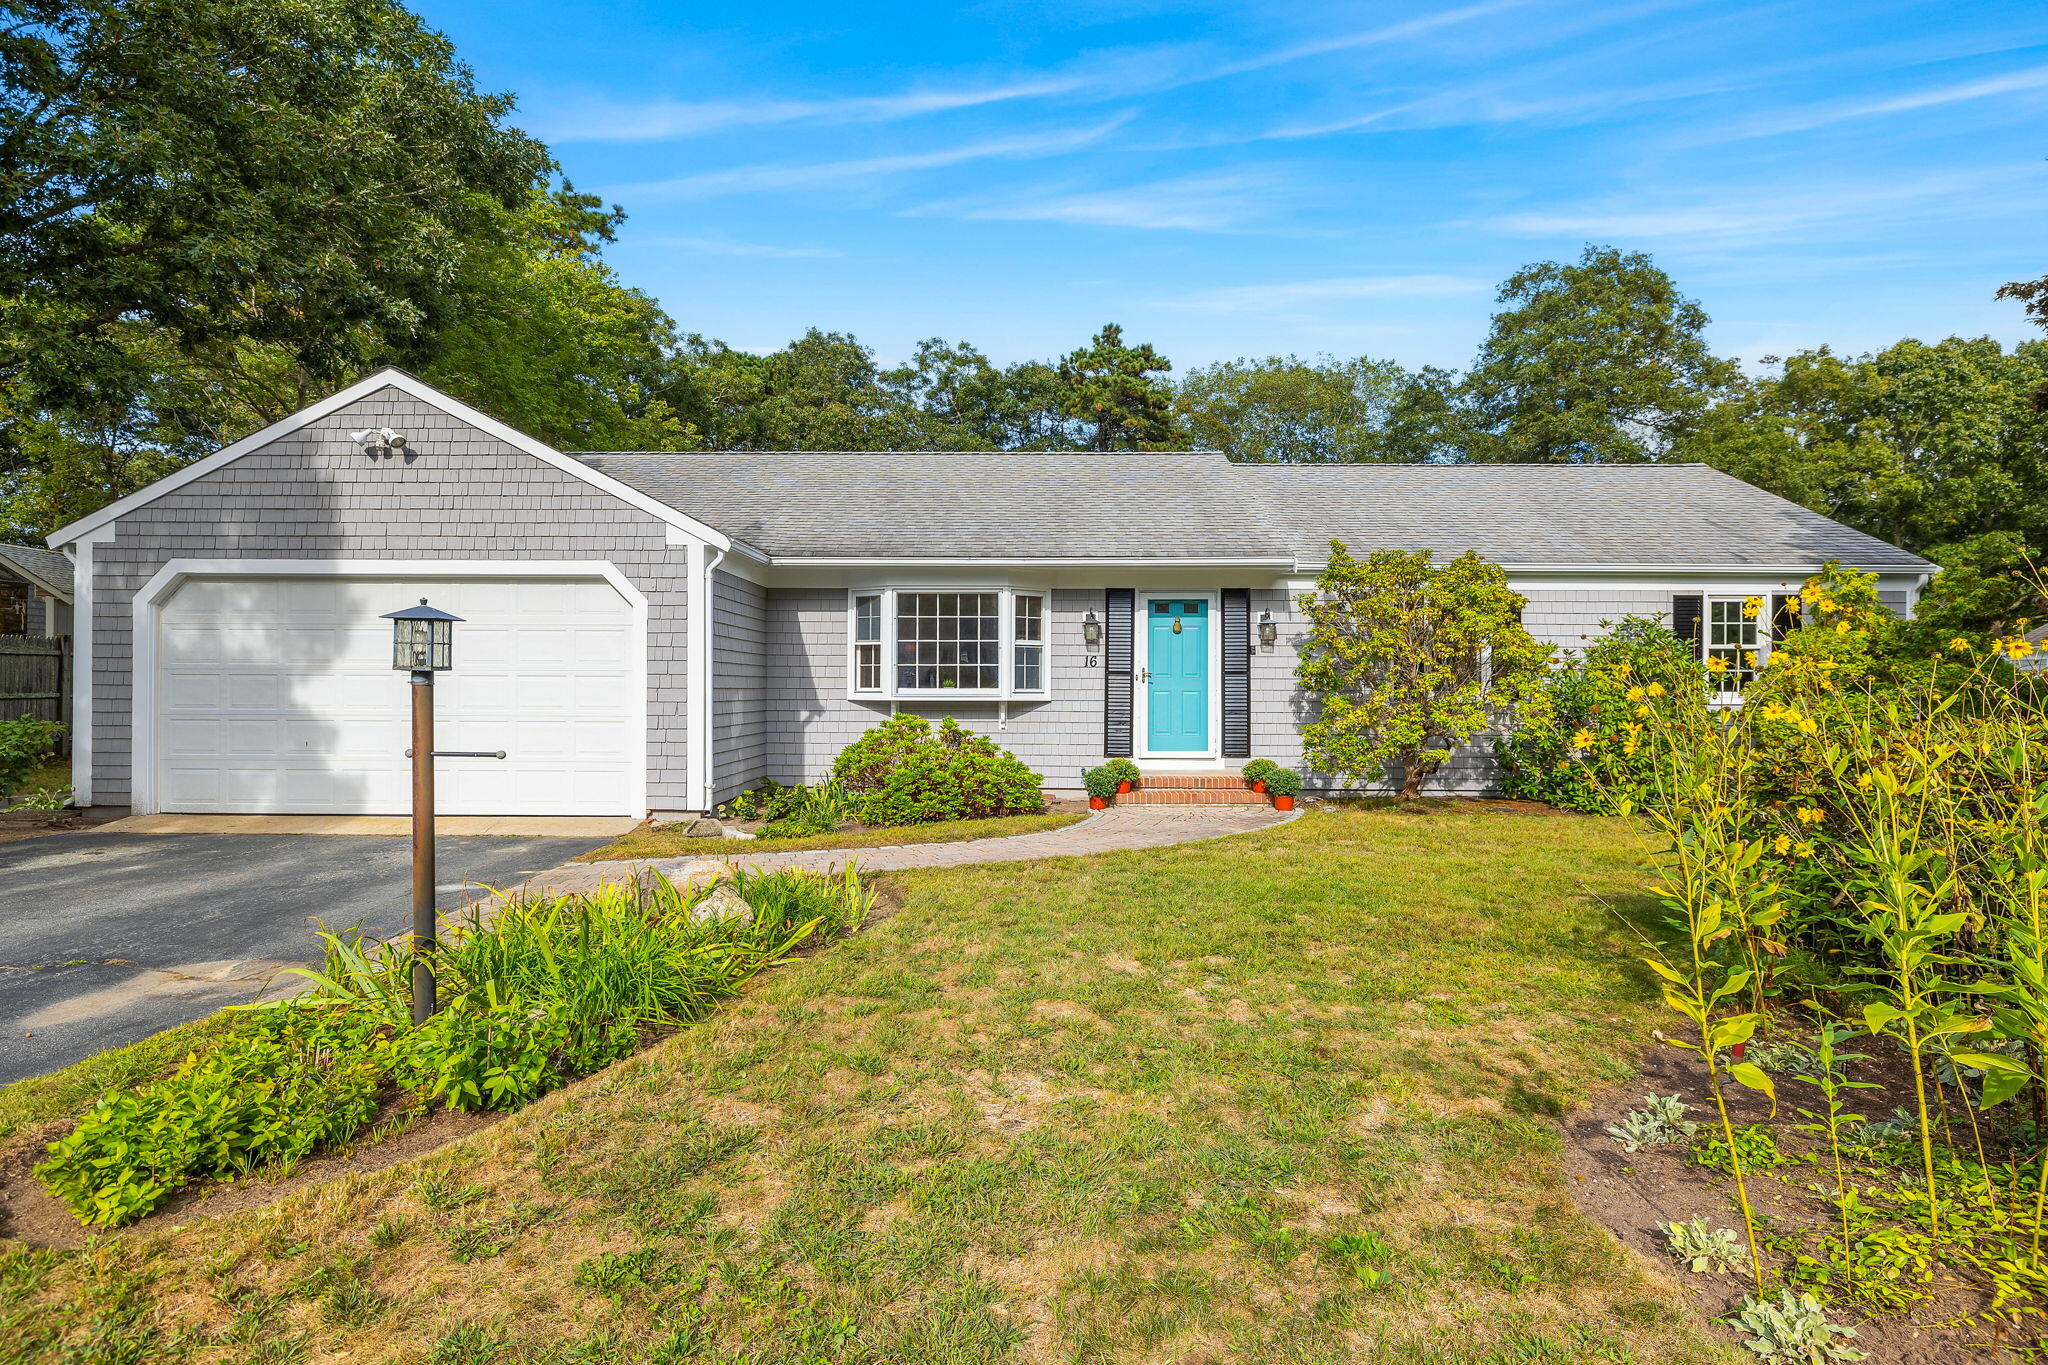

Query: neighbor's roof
left=0, top=543, right=73, bottom=597
left=569, top=449, right=1934, bottom=571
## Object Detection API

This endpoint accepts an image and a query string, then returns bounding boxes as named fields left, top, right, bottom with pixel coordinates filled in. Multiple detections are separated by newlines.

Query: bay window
left=848, top=588, right=1049, bottom=698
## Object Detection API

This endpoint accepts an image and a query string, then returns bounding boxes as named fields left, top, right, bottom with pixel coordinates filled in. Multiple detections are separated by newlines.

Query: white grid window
left=847, top=588, right=1050, bottom=698
left=896, top=592, right=1001, bottom=691
left=1706, top=597, right=1764, bottom=697
left=853, top=594, right=883, bottom=692
left=1014, top=594, right=1044, bottom=693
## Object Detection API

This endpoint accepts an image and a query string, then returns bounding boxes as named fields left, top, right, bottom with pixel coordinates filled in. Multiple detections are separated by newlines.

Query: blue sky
left=415, top=0, right=2048, bottom=372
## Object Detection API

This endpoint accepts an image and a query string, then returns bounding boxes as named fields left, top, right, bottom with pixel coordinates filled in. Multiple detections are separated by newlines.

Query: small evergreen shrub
left=1263, top=767, right=1303, bottom=798
left=831, top=714, right=1044, bottom=825
left=1241, top=759, right=1280, bottom=785
left=1104, top=758, right=1141, bottom=786
left=1083, top=766, right=1120, bottom=801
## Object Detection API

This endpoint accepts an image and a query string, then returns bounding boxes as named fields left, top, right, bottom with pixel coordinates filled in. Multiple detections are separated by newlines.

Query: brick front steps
left=1118, top=774, right=1269, bottom=806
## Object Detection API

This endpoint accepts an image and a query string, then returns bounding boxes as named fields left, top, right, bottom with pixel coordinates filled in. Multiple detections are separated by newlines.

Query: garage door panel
left=154, top=574, right=639, bottom=815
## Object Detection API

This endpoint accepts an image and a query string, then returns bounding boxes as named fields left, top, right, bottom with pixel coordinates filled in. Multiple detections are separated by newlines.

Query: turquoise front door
left=1145, top=598, right=1211, bottom=753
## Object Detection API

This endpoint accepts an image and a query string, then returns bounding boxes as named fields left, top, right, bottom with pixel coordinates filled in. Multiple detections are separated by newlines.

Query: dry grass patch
left=1, top=804, right=1737, bottom=1363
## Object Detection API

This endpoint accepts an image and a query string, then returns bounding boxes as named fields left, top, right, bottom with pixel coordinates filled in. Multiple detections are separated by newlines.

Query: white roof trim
left=774, top=555, right=1300, bottom=568
left=46, top=368, right=736, bottom=552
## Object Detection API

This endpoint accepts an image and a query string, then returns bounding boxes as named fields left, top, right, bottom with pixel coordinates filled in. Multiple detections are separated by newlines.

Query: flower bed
left=33, top=866, right=871, bottom=1228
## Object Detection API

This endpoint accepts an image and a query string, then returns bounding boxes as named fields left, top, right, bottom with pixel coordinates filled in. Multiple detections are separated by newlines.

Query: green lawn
left=2, top=804, right=1735, bottom=1364
left=578, top=810, right=1088, bottom=861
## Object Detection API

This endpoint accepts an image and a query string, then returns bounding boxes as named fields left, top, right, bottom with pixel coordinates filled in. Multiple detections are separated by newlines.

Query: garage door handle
left=405, top=749, right=508, bottom=759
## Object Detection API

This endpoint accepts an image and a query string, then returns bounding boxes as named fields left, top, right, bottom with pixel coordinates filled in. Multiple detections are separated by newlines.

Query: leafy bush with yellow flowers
left=1497, top=615, right=1711, bottom=813
left=1613, top=569, right=2048, bottom=1343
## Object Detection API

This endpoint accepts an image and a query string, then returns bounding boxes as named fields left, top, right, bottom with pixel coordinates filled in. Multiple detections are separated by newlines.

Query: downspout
left=691, top=543, right=727, bottom=813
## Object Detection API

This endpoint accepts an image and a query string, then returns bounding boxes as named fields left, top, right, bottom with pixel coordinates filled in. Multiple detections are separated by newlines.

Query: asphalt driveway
left=0, top=830, right=608, bottom=1085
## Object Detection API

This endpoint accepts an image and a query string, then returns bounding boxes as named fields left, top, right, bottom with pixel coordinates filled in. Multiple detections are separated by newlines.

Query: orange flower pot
left=1089, top=795, right=1109, bottom=810
left=1117, top=780, right=1132, bottom=794
left=1251, top=779, right=1267, bottom=793
left=1273, top=795, right=1296, bottom=811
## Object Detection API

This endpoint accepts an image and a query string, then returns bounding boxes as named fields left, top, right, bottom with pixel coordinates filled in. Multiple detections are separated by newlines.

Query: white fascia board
left=46, top=368, right=734, bottom=553
left=773, top=556, right=1298, bottom=569
left=1295, top=561, right=1935, bottom=577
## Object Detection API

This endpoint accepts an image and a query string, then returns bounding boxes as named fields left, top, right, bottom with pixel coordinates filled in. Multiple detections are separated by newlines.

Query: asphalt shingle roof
left=0, top=543, right=73, bottom=596
left=567, top=450, right=1933, bottom=571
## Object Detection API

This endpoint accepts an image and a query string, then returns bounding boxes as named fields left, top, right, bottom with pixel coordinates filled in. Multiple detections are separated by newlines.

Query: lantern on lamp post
left=383, top=598, right=462, bottom=1024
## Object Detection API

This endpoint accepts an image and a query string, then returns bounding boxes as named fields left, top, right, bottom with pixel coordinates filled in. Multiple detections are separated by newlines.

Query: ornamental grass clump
left=35, top=866, right=872, bottom=1228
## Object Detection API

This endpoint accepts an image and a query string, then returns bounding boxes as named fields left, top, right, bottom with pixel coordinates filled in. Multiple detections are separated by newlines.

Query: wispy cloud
left=1207, top=0, right=1532, bottom=78
left=640, top=236, right=842, bottom=259
left=1485, top=163, right=2047, bottom=244
left=1165, top=274, right=1491, bottom=313
left=913, top=170, right=1289, bottom=232
left=1700, top=62, right=2048, bottom=142
left=605, top=118, right=1132, bottom=202
left=538, top=76, right=1091, bottom=143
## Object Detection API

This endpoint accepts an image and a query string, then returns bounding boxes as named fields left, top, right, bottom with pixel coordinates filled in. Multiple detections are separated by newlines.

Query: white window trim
left=845, top=586, right=1051, bottom=701
left=1135, top=590, right=1223, bottom=761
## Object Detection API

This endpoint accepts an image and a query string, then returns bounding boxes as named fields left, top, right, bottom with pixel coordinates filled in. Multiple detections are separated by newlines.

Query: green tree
left=1057, top=323, right=1182, bottom=451
left=1459, top=245, right=1737, bottom=463
left=660, top=329, right=925, bottom=451
left=1296, top=542, right=1553, bottom=799
left=1678, top=337, right=2048, bottom=558
left=0, top=0, right=546, bottom=420
left=879, top=339, right=1075, bottom=450
left=1175, top=353, right=1414, bottom=462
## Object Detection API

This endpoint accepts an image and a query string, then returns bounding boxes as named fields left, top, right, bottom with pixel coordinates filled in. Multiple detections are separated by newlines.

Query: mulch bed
left=1565, top=1045, right=2043, bottom=1363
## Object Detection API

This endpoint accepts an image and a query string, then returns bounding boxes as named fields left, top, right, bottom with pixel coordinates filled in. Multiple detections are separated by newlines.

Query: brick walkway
left=523, top=805, right=1298, bottom=896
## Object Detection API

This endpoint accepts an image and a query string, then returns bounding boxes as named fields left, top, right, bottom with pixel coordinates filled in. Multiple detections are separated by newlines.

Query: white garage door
left=154, top=575, right=639, bottom=816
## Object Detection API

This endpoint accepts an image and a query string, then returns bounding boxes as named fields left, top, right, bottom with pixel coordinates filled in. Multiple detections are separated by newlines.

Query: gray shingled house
left=43, top=369, right=1935, bottom=817
left=0, top=543, right=74, bottom=637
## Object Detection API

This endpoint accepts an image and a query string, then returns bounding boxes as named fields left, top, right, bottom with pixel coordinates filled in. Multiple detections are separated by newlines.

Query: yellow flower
left=1571, top=729, right=1598, bottom=749
left=2003, top=637, right=2037, bottom=659
left=1855, top=772, right=1873, bottom=790
left=1625, top=686, right=1645, bottom=702
left=1705, top=655, right=1729, bottom=673
left=1798, top=717, right=1818, bottom=735
left=1646, top=682, right=1666, bottom=697
left=1773, top=834, right=1793, bottom=855
left=1743, top=597, right=1763, bottom=619
left=1835, top=621, right=1851, bottom=634
left=1795, top=841, right=1815, bottom=858
left=1820, top=598, right=1839, bottom=613
left=1635, top=704, right=1651, bottom=718
left=1948, top=638, right=1971, bottom=652
left=1796, top=806, right=1825, bottom=824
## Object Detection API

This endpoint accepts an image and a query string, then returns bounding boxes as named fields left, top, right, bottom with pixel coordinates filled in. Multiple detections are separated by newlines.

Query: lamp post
left=383, top=598, right=461, bottom=1025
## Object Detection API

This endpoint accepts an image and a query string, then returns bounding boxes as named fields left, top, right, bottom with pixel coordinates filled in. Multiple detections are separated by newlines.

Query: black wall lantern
left=1258, top=611, right=1278, bottom=649
left=1082, top=609, right=1102, bottom=648
left=385, top=598, right=459, bottom=672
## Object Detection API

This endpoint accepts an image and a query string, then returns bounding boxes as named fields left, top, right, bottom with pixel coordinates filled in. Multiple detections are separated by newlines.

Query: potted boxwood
left=1241, top=758, right=1279, bottom=793
left=1105, top=757, right=1141, bottom=795
left=1265, top=767, right=1303, bottom=811
left=1083, top=766, right=1120, bottom=810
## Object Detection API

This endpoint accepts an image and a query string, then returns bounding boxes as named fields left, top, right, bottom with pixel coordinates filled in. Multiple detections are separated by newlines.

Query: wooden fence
left=0, top=635, right=68, bottom=749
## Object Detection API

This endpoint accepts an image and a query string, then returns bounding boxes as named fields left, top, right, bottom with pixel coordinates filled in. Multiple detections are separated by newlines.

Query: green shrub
left=1241, top=759, right=1280, bottom=784
left=1082, top=766, right=1120, bottom=800
left=1497, top=615, right=1709, bottom=814
left=1264, top=767, right=1303, bottom=798
left=1104, top=758, right=1141, bottom=786
left=35, top=1008, right=391, bottom=1227
left=0, top=716, right=63, bottom=796
left=830, top=714, right=1043, bottom=825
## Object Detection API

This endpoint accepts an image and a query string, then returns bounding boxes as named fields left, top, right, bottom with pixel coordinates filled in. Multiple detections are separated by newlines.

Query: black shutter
left=1221, top=588, right=1251, bottom=758
left=1672, top=595, right=1704, bottom=654
left=1773, top=594, right=1802, bottom=643
left=1104, top=588, right=1134, bottom=758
